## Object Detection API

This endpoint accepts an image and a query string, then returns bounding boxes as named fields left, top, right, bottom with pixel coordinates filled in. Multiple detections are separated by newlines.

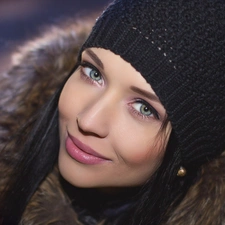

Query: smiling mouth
left=65, top=132, right=110, bottom=165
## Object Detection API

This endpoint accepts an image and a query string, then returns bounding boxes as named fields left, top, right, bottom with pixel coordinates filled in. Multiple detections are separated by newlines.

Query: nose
left=76, top=93, right=116, bottom=138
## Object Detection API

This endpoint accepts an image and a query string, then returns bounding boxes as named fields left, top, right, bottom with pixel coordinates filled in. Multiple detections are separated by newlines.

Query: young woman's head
left=58, top=47, right=171, bottom=188
left=58, top=0, right=225, bottom=190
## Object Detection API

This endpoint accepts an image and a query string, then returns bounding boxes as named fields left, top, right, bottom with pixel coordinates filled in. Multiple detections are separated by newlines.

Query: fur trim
left=21, top=167, right=82, bottom=225
left=165, top=152, right=225, bottom=225
left=1, top=14, right=225, bottom=225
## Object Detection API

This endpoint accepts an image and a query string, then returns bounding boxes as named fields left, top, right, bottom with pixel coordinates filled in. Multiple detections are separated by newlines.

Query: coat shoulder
left=21, top=167, right=82, bottom=225
left=166, top=152, right=225, bottom=225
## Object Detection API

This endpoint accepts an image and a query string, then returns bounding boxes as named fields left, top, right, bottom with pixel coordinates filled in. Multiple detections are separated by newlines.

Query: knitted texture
left=81, top=0, right=225, bottom=168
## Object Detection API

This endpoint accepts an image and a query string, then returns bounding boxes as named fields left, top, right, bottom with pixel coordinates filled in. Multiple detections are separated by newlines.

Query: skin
left=58, top=47, right=171, bottom=188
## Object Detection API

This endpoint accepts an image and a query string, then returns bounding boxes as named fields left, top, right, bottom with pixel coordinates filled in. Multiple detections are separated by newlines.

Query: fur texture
left=0, top=15, right=225, bottom=225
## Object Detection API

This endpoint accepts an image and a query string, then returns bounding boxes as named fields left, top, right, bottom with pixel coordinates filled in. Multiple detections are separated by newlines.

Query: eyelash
left=129, top=99, right=159, bottom=121
left=79, top=61, right=103, bottom=85
left=78, top=60, right=159, bottom=121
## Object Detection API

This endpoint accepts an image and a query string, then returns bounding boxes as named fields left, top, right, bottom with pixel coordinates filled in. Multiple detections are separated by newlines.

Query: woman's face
left=58, top=48, right=171, bottom=188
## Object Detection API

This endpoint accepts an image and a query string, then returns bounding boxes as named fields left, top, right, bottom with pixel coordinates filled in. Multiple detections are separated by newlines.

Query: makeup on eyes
left=85, top=49, right=104, bottom=70
left=79, top=61, right=103, bottom=86
left=79, top=53, right=164, bottom=122
left=130, top=99, right=159, bottom=120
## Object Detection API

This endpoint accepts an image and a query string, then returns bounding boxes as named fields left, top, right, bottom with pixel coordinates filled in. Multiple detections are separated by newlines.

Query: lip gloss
left=65, top=134, right=110, bottom=165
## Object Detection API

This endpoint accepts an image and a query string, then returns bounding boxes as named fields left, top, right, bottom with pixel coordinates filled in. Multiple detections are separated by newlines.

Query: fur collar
left=0, top=15, right=225, bottom=225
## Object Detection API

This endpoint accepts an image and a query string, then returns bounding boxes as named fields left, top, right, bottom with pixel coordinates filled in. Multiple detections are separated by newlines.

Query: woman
left=0, top=0, right=225, bottom=224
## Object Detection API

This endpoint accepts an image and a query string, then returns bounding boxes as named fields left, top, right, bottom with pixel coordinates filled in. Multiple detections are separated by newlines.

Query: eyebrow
left=84, top=50, right=159, bottom=103
left=85, top=49, right=104, bottom=69
left=130, top=86, right=160, bottom=103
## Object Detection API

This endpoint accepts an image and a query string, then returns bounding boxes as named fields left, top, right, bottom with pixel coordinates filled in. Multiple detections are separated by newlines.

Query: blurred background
left=0, top=0, right=109, bottom=73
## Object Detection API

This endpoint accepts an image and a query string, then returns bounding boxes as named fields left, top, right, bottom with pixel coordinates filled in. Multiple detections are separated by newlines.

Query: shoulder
left=21, top=166, right=106, bottom=225
left=21, top=167, right=81, bottom=225
left=166, top=152, right=225, bottom=225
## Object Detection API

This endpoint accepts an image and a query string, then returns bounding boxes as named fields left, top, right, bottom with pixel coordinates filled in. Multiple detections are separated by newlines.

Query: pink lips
left=65, top=133, right=110, bottom=165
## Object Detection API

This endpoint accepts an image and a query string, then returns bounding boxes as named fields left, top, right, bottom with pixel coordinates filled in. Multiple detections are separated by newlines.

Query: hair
left=0, top=65, right=197, bottom=225
left=129, top=131, right=197, bottom=225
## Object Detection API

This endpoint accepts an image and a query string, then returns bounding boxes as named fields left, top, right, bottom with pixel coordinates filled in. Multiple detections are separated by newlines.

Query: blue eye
left=131, top=100, right=159, bottom=120
left=83, top=67, right=102, bottom=83
left=132, top=101, right=153, bottom=116
left=80, top=62, right=103, bottom=85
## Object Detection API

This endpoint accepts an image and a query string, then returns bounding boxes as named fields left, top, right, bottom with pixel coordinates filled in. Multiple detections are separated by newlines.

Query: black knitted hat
left=81, top=0, right=225, bottom=169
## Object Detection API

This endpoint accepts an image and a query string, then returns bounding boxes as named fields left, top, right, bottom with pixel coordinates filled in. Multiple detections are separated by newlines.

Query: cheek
left=59, top=78, right=77, bottom=115
left=113, top=120, right=165, bottom=166
left=113, top=141, right=165, bottom=186
left=112, top=123, right=170, bottom=184
left=122, top=141, right=164, bottom=167
left=58, top=74, right=85, bottom=122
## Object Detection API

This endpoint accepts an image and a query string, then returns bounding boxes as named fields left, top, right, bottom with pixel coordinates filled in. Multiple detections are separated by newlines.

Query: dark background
left=0, top=0, right=110, bottom=73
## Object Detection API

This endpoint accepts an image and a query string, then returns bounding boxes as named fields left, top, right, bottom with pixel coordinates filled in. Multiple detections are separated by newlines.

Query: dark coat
left=0, top=16, right=225, bottom=225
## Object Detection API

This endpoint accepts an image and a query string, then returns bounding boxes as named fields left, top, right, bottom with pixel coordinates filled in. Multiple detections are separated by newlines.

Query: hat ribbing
left=81, top=0, right=225, bottom=168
